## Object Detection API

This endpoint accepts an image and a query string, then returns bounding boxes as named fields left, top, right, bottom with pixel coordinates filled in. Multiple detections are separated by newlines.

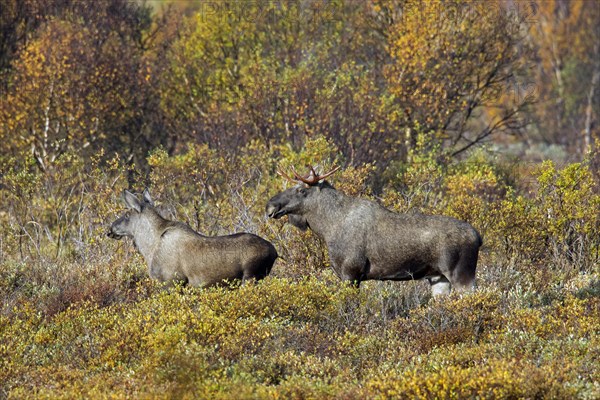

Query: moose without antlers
left=109, top=189, right=278, bottom=287
left=266, top=166, right=482, bottom=296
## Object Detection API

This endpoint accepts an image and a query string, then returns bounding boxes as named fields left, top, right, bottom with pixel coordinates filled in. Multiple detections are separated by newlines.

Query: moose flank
left=109, top=189, right=278, bottom=287
left=266, top=167, right=482, bottom=296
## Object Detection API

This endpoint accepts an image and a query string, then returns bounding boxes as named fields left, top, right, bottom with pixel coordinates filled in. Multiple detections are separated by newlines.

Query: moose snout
left=107, top=227, right=122, bottom=240
left=266, top=202, right=284, bottom=219
left=266, top=203, right=278, bottom=218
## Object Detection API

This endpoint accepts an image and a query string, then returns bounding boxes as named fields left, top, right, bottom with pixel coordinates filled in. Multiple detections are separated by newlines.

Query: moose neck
left=132, top=209, right=168, bottom=266
left=303, top=186, right=348, bottom=240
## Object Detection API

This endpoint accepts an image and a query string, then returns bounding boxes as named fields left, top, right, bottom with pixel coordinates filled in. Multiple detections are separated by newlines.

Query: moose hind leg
left=241, top=257, right=271, bottom=284
left=242, top=270, right=262, bottom=285
left=428, top=275, right=451, bottom=297
left=450, top=248, right=478, bottom=292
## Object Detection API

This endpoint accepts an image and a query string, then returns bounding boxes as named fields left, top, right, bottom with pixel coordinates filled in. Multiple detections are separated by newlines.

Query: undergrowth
left=1, top=138, right=598, bottom=399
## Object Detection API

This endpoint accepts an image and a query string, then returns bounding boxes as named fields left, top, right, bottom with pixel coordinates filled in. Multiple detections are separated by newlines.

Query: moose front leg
left=340, top=259, right=369, bottom=288
left=340, top=272, right=362, bottom=288
left=329, top=247, right=368, bottom=288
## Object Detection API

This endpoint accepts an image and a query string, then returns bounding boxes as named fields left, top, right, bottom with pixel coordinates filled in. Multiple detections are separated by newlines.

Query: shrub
left=1, top=142, right=599, bottom=399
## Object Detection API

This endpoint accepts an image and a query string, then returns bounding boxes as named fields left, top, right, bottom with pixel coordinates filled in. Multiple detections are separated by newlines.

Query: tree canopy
left=0, top=0, right=598, bottom=171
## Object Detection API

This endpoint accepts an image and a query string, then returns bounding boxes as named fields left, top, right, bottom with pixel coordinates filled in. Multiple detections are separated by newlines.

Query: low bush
left=0, top=139, right=598, bottom=398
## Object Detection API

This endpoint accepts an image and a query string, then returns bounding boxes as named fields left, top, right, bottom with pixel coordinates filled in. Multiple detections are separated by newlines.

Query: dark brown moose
left=266, top=166, right=481, bottom=296
left=109, top=189, right=277, bottom=287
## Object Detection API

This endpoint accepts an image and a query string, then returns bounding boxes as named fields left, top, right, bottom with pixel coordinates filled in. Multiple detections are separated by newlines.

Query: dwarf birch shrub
left=535, top=160, right=600, bottom=269
left=1, top=140, right=599, bottom=399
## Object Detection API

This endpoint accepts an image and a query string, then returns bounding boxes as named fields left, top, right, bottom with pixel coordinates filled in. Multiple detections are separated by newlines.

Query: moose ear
left=122, top=190, right=142, bottom=213
left=142, top=188, right=154, bottom=206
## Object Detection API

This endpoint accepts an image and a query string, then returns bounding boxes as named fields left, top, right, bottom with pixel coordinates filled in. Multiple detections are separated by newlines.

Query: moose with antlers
left=266, top=166, right=481, bottom=296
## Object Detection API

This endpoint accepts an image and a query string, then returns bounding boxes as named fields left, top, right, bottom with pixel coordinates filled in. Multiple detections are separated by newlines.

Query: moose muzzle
left=266, top=202, right=286, bottom=219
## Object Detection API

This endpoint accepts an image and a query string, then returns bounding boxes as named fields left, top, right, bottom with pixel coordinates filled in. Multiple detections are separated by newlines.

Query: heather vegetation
left=1, top=1, right=599, bottom=398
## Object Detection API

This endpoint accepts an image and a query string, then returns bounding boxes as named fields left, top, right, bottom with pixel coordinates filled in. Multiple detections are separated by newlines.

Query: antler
left=278, top=165, right=341, bottom=186
left=314, top=165, right=341, bottom=181
left=276, top=167, right=297, bottom=183
left=291, top=166, right=319, bottom=185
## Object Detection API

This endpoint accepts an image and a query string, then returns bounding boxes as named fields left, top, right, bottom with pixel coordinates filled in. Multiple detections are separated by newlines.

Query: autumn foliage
left=0, top=1, right=599, bottom=399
